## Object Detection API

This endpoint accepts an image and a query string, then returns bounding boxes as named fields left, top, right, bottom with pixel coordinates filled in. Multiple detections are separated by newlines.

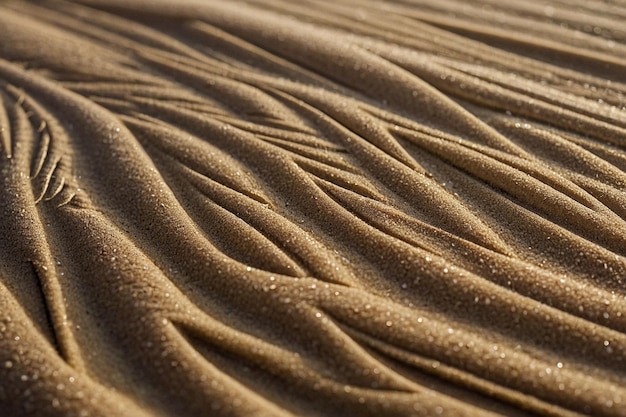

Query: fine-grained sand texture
left=1, top=1, right=626, bottom=416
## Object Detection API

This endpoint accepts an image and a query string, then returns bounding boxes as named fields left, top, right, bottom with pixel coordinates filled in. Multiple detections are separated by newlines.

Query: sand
left=1, top=0, right=625, bottom=416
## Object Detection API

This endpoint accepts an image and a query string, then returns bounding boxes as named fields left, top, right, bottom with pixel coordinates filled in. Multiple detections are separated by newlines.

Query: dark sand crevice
left=2, top=1, right=626, bottom=416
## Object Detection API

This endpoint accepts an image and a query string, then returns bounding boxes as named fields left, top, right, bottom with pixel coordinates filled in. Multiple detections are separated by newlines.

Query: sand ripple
left=1, top=1, right=626, bottom=416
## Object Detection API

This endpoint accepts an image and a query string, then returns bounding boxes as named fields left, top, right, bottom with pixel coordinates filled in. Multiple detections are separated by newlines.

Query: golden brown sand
left=1, top=0, right=626, bottom=416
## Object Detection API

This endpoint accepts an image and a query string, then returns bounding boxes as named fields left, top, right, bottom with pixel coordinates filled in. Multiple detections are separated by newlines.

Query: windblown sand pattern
left=1, top=0, right=626, bottom=416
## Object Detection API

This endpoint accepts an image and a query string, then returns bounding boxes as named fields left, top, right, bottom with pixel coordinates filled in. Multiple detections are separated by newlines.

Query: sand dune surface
left=1, top=1, right=626, bottom=416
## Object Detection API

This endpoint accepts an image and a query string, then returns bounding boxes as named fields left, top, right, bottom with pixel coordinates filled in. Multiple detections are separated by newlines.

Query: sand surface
left=1, top=0, right=626, bottom=416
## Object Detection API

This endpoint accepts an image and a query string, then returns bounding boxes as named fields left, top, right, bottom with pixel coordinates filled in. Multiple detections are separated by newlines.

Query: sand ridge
left=1, top=0, right=626, bottom=416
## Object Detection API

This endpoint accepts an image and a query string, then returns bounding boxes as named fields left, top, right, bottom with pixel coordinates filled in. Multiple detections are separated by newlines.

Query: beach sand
left=1, top=0, right=626, bottom=416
